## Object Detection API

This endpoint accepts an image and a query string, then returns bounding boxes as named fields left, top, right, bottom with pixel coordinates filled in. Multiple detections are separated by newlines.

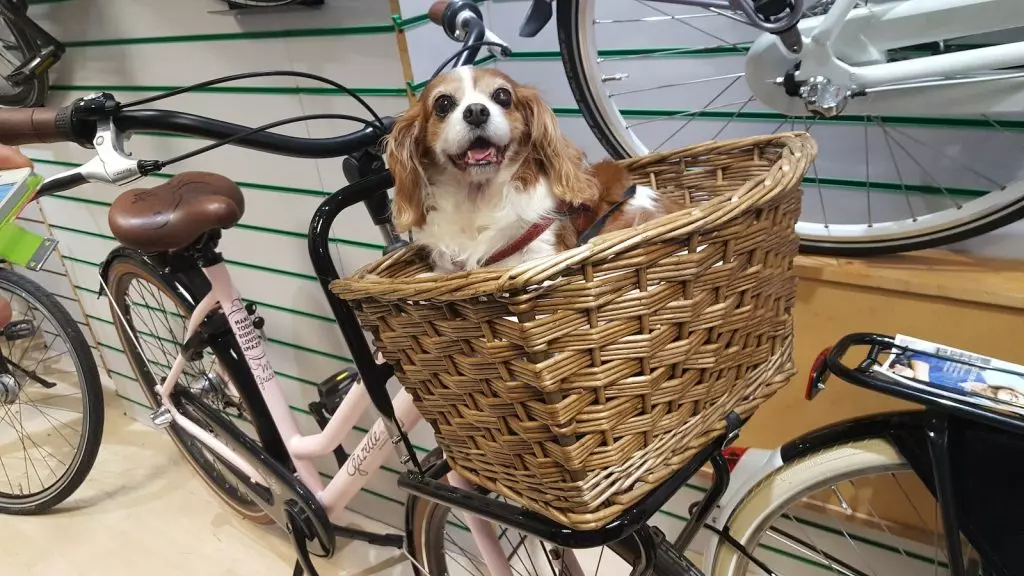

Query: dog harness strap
left=481, top=184, right=638, bottom=267
left=482, top=215, right=558, bottom=267
left=576, top=184, right=637, bottom=246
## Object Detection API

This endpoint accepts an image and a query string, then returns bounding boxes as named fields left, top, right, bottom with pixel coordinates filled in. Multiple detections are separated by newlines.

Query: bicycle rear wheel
left=706, top=439, right=977, bottom=575
left=406, top=451, right=698, bottom=576
left=103, top=251, right=271, bottom=524
left=556, top=0, right=1024, bottom=255
left=0, top=268, right=102, bottom=514
left=0, top=13, right=47, bottom=108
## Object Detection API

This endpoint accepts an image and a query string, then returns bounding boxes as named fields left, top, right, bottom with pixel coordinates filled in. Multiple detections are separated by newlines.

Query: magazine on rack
left=878, top=335, right=1024, bottom=418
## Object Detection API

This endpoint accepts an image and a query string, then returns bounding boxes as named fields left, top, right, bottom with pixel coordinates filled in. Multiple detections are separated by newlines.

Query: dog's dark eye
left=433, top=95, right=456, bottom=117
left=492, top=87, right=512, bottom=109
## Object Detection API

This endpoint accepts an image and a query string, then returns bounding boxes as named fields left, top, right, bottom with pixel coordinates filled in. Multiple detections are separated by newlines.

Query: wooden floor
left=0, top=395, right=410, bottom=576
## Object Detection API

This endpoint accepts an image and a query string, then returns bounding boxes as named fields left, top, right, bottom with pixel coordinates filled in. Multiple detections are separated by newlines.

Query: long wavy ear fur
left=385, top=109, right=428, bottom=232
left=517, top=85, right=597, bottom=207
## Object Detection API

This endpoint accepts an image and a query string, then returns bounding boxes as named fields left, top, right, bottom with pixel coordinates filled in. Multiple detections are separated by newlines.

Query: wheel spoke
left=878, top=119, right=917, bottom=221
left=882, top=123, right=1005, bottom=190
left=626, top=98, right=750, bottom=129
left=653, top=76, right=743, bottom=150
left=864, top=122, right=873, bottom=227
left=709, top=95, right=755, bottom=141
left=607, top=72, right=744, bottom=96
left=880, top=126, right=962, bottom=209
left=595, top=13, right=718, bottom=25
left=634, top=0, right=742, bottom=50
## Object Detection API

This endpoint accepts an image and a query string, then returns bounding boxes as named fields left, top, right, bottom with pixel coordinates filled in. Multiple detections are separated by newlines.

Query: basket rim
left=333, top=131, right=816, bottom=301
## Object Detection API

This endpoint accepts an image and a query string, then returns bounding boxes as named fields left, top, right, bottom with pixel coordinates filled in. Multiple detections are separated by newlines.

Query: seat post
left=189, top=229, right=225, bottom=268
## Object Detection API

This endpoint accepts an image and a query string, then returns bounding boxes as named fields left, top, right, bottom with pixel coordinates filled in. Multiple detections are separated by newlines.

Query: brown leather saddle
left=109, top=172, right=245, bottom=253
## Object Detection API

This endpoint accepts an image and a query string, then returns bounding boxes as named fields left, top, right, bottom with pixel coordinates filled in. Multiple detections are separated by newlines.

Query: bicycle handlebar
left=114, top=109, right=395, bottom=159
left=0, top=106, right=76, bottom=146
left=0, top=104, right=394, bottom=158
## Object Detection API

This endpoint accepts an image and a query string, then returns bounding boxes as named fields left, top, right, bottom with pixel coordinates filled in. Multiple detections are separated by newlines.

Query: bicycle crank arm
left=176, top=389, right=336, bottom=559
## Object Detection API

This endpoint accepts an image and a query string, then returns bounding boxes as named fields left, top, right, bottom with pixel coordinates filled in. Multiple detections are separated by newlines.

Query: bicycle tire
left=705, top=438, right=914, bottom=575
left=223, top=0, right=305, bottom=6
left=103, top=252, right=271, bottom=524
left=406, top=450, right=698, bottom=576
left=0, top=268, right=103, bottom=514
left=0, top=15, right=48, bottom=108
left=555, top=0, right=632, bottom=163
left=553, top=0, right=1024, bottom=256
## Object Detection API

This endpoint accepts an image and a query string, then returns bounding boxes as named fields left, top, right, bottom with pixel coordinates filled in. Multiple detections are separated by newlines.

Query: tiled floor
left=0, top=397, right=410, bottom=576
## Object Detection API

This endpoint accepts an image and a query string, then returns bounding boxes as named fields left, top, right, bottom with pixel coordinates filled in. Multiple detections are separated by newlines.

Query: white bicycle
left=517, top=0, right=1024, bottom=254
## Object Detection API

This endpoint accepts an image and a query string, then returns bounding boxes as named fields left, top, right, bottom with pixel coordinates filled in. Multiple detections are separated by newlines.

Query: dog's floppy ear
left=385, top=107, right=428, bottom=232
left=517, top=85, right=597, bottom=207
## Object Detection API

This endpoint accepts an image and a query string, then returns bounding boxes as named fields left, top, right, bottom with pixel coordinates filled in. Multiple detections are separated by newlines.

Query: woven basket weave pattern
left=333, top=133, right=816, bottom=530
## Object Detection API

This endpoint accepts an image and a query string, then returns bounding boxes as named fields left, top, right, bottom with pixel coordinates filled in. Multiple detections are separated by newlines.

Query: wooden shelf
left=794, top=249, right=1024, bottom=310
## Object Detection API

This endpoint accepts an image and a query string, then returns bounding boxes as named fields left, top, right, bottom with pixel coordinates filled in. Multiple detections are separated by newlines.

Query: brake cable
left=429, top=41, right=512, bottom=81
left=140, top=113, right=382, bottom=174
left=118, top=70, right=386, bottom=131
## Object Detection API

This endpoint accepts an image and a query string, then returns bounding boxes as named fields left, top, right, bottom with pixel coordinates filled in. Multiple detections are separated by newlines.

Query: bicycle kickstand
left=286, top=503, right=322, bottom=576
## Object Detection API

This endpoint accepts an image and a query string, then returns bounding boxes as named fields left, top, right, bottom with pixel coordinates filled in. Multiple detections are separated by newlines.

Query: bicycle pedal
left=3, top=319, right=35, bottom=341
left=149, top=406, right=173, bottom=428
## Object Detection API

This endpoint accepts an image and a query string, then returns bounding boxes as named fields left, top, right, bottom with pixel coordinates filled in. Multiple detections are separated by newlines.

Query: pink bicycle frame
left=125, top=260, right=561, bottom=576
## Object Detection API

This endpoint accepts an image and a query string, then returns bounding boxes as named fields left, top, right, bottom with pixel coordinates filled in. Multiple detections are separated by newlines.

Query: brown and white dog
left=386, top=67, right=674, bottom=273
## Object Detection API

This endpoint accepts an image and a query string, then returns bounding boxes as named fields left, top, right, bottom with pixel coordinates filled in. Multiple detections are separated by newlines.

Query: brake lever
left=482, top=28, right=512, bottom=60
left=518, top=0, right=552, bottom=38
left=38, top=118, right=144, bottom=197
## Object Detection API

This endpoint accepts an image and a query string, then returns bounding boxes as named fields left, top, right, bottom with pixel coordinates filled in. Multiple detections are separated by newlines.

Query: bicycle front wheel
left=0, top=268, right=103, bottom=514
left=706, top=439, right=969, bottom=575
left=556, top=0, right=1024, bottom=255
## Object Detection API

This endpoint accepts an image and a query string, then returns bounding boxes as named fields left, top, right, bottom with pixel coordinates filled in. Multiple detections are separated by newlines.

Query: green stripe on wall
left=30, top=157, right=388, bottom=252
left=87, top=309, right=354, bottom=365
left=50, top=84, right=407, bottom=97
left=45, top=191, right=387, bottom=252
left=548, top=106, right=1024, bottom=131
left=46, top=222, right=321, bottom=283
left=64, top=253, right=339, bottom=326
left=31, top=158, right=333, bottom=199
left=63, top=25, right=395, bottom=48
left=508, top=46, right=749, bottom=60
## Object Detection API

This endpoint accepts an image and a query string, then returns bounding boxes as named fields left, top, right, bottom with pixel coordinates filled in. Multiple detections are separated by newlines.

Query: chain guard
left=176, top=388, right=335, bottom=558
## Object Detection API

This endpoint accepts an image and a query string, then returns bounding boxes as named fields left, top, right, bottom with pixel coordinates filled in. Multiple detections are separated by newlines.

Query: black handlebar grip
left=0, top=106, right=74, bottom=146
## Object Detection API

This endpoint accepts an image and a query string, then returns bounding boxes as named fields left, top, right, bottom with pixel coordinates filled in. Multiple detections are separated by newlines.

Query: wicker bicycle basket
left=332, top=132, right=817, bottom=530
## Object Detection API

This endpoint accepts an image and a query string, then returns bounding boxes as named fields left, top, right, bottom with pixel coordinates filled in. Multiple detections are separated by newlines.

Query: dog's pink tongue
left=466, top=147, right=496, bottom=163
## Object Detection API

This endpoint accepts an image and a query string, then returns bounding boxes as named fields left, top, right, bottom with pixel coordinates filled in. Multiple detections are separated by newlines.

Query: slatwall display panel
left=21, top=0, right=446, bottom=532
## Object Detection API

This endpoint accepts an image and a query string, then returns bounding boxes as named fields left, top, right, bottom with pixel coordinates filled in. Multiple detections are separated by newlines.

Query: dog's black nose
left=463, top=103, right=490, bottom=127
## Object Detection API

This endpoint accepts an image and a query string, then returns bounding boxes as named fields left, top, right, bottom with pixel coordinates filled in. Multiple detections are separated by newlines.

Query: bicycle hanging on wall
left=519, top=0, right=1024, bottom=255
left=0, top=0, right=63, bottom=108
